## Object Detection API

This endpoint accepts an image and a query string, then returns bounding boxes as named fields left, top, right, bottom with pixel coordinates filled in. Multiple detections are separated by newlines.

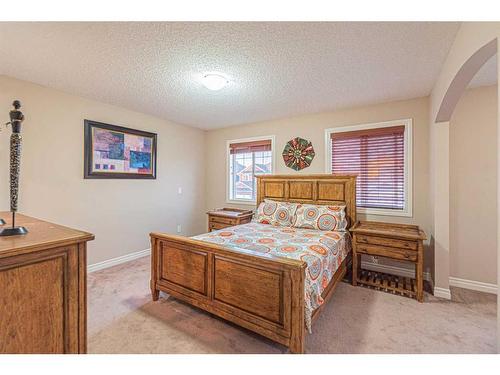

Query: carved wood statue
left=0, top=100, right=28, bottom=236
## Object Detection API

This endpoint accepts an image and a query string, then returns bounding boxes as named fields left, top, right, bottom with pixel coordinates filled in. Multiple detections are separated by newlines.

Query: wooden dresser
left=0, top=213, right=94, bottom=353
left=207, top=208, right=253, bottom=231
left=350, top=221, right=426, bottom=302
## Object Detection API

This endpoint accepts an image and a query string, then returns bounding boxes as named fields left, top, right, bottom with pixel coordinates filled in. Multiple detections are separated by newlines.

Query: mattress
left=192, top=222, right=351, bottom=332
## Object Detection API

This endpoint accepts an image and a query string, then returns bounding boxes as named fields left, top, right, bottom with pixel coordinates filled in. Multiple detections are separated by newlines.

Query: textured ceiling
left=0, top=22, right=465, bottom=129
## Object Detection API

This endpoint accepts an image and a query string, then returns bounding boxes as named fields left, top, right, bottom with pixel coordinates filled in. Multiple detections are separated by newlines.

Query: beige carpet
left=88, top=256, right=497, bottom=353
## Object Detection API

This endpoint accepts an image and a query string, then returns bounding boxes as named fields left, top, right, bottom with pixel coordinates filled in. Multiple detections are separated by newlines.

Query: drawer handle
left=404, top=252, right=410, bottom=258
left=358, top=238, right=367, bottom=243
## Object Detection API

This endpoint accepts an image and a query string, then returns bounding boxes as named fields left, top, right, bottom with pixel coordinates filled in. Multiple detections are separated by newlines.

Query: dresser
left=0, top=213, right=94, bottom=353
left=207, top=208, right=253, bottom=231
left=350, top=221, right=426, bottom=302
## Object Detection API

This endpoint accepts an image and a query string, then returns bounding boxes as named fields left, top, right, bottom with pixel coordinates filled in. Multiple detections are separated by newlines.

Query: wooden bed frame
left=150, top=174, right=356, bottom=353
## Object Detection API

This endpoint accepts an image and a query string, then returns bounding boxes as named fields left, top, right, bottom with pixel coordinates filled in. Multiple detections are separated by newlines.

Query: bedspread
left=192, top=222, right=351, bottom=332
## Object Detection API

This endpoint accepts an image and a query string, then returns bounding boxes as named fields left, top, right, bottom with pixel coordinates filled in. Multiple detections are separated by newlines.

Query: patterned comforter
left=192, top=222, right=351, bottom=332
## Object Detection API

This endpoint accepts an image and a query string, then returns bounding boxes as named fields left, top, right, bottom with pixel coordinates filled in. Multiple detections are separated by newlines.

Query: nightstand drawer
left=209, top=222, right=231, bottom=231
left=356, top=234, right=417, bottom=250
left=357, top=244, right=417, bottom=261
left=209, top=216, right=235, bottom=225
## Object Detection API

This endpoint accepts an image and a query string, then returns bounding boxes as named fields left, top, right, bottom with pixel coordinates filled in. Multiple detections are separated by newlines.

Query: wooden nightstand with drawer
left=207, top=208, right=254, bottom=232
left=350, top=221, right=427, bottom=302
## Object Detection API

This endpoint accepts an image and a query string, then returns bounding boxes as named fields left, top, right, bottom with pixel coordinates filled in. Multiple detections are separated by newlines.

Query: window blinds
left=331, top=125, right=405, bottom=210
left=229, top=139, right=272, bottom=154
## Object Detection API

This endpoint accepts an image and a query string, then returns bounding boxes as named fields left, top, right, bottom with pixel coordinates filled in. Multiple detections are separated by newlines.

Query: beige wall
left=205, top=96, right=432, bottom=272
left=450, top=85, right=498, bottom=284
left=427, top=24, right=500, bottom=349
left=0, top=75, right=206, bottom=265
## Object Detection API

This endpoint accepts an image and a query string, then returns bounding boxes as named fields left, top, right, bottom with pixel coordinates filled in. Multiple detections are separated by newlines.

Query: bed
left=150, top=174, right=356, bottom=353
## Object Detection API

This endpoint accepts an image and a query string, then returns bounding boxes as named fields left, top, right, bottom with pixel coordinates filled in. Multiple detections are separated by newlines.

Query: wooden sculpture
left=0, top=100, right=28, bottom=236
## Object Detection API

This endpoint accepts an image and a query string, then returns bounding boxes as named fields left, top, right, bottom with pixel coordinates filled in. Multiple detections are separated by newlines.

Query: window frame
left=226, top=135, right=276, bottom=205
left=324, top=119, right=413, bottom=217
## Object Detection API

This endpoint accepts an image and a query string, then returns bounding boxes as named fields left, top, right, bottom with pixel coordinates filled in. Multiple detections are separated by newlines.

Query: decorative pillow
left=292, top=203, right=347, bottom=231
left=254, top=199, right=298, bottom=227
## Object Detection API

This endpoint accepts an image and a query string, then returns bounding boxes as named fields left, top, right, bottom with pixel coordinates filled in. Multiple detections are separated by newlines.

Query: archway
left=436, top=38, right=497, bottom=123
left=432, top=38, right=498, bottom=301
left=430, top=26, right=499, bottom=351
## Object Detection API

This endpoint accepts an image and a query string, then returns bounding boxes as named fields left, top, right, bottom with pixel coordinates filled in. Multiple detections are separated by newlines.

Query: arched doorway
left=436, top=39, right=497, bottom=122
left=430, top=25, right=499, bottom=351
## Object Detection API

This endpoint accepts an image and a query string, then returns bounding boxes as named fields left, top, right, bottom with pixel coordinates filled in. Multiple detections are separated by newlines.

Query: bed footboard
left=150, top=232, right=307, bottom=353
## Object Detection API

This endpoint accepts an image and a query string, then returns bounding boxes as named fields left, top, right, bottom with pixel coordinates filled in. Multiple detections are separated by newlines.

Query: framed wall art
left=84, top=120, right=157, bottom=179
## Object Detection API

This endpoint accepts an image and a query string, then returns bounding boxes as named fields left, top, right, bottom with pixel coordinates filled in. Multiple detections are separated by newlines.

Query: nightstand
left=350, top=221, right=427, bottom=302
left=207, top=208, right=254, bottom=232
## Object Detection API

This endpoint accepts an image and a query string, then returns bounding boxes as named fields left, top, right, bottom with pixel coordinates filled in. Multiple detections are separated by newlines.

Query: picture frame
left=84, top=120, right=157, bottom=179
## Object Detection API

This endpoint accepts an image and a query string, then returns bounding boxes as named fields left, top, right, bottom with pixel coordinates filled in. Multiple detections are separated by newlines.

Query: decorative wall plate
left=282, top=137, right=315, bottom=171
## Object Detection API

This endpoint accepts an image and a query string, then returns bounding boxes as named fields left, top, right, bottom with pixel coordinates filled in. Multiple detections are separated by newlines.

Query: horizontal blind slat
left=230, top=139, right=272, bottom=154
left=331, top=127, right=406, bottom=210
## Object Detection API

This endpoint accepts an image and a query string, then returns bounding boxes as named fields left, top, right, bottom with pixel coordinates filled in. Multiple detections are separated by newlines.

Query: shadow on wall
left=427, top=235, right=435, bottom=292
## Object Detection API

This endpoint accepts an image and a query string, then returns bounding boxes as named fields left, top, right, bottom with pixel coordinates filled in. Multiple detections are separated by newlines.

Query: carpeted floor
left=87, top=256, right=497, bottom=353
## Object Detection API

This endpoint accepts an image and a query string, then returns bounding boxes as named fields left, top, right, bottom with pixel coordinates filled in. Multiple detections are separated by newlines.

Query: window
left=325, top=119, right=412, bottom=217
left=227, top=136, right=274, bottom=204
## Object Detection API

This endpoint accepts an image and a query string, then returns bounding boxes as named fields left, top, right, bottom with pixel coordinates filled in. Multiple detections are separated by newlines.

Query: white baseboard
left=88, top=248, right=150, bottom=273
left=433, top=287, right=452, bottom=300
left=449, top=276, right=497, bottom=295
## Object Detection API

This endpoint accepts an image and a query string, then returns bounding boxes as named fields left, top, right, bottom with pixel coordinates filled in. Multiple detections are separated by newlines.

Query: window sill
left=357, top=207, right=412, bottom=218
left=226, top=199, right=257, bottom=206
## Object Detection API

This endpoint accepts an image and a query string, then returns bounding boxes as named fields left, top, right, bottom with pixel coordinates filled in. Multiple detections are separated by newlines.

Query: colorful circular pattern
left=319, top=237, right=336, bottom=248
left=308, top=244, right=327, bottom=255
left=321, top=274, right=330, bottom=289
left=299, top=223, right=316, bottom=230
left=278, top=245, right=300, bottom=253
left=275, top=207, right=290, bottom=224
left=241, top=244, right=271, bottom=253
left=288, top=237, right=310, bottom=244
left=263, top=201, right=277, bottom=216
left=243, top=231, right=262, bottom=237
left=282, top=137, right=316, bottom=171
left=303, top=232, right=320, bottom=237
left=233, top=226, right=253, bottom=233
left=324, top=232, right=341, bottom=240
left=304, top=206, right=319, bottom=220
left=231, top=237, right=249, bottom=245
left=317, top=213, right=337, bottom=231
left=272, top=233, right=293, bottom=240
left=257, top=238, right=275, bottom=244
left=301, top=254, right=322, bottom=280
left=328, top=206, right=343, bottom=212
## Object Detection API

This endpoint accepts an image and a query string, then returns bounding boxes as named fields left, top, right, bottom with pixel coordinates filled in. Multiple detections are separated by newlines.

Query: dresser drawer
left=356, top=234, right=417, bottom=250
left=356, top=244, right=417, bottom=261
left=210, top=216, right=235, bottom=225
left=209, top=222, right=231, bottom=231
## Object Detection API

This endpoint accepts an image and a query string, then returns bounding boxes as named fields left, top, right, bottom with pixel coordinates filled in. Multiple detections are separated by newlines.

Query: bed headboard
left=255, top=174, right=357, bottom=227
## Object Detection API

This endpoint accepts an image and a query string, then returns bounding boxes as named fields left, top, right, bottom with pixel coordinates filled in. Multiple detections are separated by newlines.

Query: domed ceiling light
left=200, top=73, right=230, bottom=91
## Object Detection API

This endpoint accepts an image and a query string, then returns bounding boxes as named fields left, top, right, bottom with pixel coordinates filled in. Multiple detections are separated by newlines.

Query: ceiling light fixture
left=200, top=73, right=230, bottom=91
